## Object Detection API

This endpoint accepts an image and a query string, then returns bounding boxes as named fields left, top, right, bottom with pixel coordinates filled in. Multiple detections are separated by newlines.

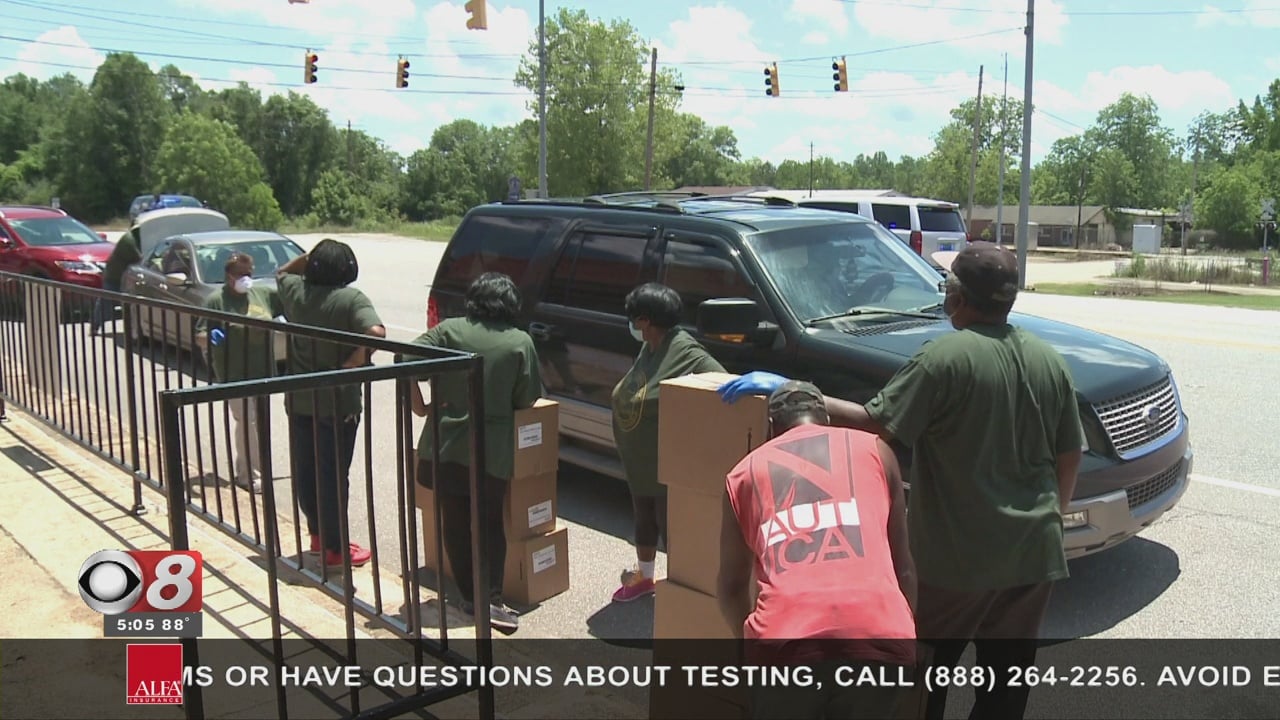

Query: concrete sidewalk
left=0, top=406, right=646, bottom=719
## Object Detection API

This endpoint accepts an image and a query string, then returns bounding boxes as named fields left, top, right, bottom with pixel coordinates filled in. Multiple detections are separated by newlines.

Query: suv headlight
left=55, top=260, right=101, bottom=274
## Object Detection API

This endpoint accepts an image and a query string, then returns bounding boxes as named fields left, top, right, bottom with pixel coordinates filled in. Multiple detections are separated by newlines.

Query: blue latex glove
left=209, top=328, right=225, bottom=346
left=717, top=371, right=790, bottom=404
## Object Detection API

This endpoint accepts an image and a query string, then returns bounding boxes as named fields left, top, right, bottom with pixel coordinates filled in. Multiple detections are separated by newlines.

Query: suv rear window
left=547, top=231, right=645, bottom=315
left=439, top=214, right=549, bottom=287
left=870, top=204, right=911, bottom=231
left=918, top=206, right=966, bottom=232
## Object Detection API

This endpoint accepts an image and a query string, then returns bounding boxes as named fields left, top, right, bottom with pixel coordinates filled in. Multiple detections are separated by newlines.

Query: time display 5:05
left=113, top=616, right=192, bottom=633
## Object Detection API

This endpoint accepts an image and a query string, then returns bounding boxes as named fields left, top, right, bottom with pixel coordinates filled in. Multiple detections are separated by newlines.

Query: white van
left=750, top=190, right=970, bottom=269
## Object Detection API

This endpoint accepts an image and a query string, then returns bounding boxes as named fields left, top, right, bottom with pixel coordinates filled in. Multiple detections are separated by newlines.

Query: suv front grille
left=840, top=319, right=942, bottom=337
left=1094, top=375, right=1180, bottom=456
left=1125, top=459, right=1184, bottom=511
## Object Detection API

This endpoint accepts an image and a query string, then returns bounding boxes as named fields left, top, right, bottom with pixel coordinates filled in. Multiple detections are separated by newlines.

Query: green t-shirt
left=611, top=328, right=725, bottom=497
left=398, top=317, right=543, bottom=481
left=197, top=285, right=285, bottom=383
left=104, top=231, right=140, bottom=287
left=276, top=274, right=383, bottom=418
left=865, top=323, right=1084, bottom=592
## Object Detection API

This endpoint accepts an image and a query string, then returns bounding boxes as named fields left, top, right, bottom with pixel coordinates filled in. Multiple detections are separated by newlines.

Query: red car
left=0, top=205, right=114, bottom=290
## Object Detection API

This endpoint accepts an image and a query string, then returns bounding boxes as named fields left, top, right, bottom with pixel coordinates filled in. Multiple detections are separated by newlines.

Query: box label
left=517, top=422, right=543, bottom=449
left=531, top=544, right=556, bottom=573
left=526, top=500, right=553, bottom=529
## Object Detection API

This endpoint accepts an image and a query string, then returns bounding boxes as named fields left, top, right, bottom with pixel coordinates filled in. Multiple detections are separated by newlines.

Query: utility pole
left=537, top=0, right=548, bottom=198
left=644, top=48, right=658, bottom=190
left=809, top=142, right=815, bottom=196
left=346, top=119, right=353, bottom=174
left=1185, top=137, right=1199, bottom=256
left=996, top=53, right=1008, bottom=245
left=1015, top=0, right=1035, bottom=289
left=965, top=65, right=984, bottom=231
left=1074, top=162, right=1085, bottom=249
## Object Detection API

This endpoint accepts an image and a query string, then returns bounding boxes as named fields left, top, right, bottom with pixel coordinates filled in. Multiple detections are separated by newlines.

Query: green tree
left=310, top=167, right=374, bottom=225
left=151, top=112, right=282, bottom=229
left=256, top=92, right=337, bottom=216
left=514, top=8, right=681, bottom=196
left=1084, top=93, right=1177, bottom=209
left=657, top=114, right=747, bottom=188
left=57, top=53, right=170, bottom=220
left=1195, top=163, right=1263, bottom=247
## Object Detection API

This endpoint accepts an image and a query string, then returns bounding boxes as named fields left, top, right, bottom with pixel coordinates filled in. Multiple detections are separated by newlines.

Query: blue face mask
left=629, top=320, right=644, bottom=343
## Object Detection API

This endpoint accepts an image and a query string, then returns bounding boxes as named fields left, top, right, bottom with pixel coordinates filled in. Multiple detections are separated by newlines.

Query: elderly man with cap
left=717, top=380, right=916, bottom=720
left=719, top=242, right=1084, bottom=720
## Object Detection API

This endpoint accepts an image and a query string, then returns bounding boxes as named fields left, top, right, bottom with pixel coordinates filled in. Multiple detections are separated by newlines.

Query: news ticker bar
left=103, top=612, right=203, bottom=638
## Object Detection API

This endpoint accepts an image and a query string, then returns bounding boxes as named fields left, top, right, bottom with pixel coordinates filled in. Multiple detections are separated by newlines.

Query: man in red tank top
left=718, top=381, right=918, bottom=719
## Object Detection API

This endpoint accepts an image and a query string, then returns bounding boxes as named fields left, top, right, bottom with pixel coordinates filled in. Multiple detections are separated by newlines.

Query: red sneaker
left=322, top=543, right=372, bottom=568
left=612, top=568, right=655, bottom=603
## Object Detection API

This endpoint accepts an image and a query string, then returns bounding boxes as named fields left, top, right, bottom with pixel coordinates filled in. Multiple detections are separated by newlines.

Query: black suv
left=428, top=192, right=1193, bottom=559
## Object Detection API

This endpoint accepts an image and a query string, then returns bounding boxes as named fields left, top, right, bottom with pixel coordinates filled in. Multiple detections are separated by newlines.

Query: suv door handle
left=528, top=322, right=554, bottom=341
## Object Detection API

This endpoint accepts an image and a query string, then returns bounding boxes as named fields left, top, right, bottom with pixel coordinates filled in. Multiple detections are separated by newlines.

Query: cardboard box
left=649, top=685, right=746, bottom=720
left=513, top=399, right=559, bottom=479
left=503, top=526, right=569, bottom=605
left=654, top=578, right=736, bottom=640
left=666, top=486, right=728, bottom=596
left=657, top=373, right=768, bottom=495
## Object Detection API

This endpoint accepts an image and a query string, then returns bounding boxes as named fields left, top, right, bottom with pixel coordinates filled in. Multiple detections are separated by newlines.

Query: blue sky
left=2, top=0, right=1278, bottom=165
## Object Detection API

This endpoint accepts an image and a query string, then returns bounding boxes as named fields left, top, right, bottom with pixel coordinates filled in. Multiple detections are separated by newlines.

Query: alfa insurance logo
left=126, top=643, right=184, bottom=705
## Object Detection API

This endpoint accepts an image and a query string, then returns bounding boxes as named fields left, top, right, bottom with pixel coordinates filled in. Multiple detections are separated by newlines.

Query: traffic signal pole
left=538, top=0, right=548, bottom=199
left=1015, top=0, right=1034, bottom=288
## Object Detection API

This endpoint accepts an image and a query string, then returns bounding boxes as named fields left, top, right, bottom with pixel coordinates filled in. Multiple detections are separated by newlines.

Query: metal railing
left=0, top=272, right=497, bottom=720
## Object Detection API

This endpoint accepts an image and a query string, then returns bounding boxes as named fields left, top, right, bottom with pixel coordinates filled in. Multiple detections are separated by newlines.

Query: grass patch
left=278, top=217, right=460, bottom=242
left=1033, top=282, right=1280, bottom=311
left=1114, top=253, right=1260, bottom=286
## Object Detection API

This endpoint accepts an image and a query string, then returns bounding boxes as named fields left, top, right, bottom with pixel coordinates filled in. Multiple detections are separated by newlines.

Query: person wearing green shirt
left=717, top=243, right=1084, bottom=720
left=400, top=272, right=542, bottom=633
left=195, top=252, right=284, bottom=493
left=275, top=239, right=386, bottom=569
left=92, top=228, right=141, bottom=336
left=611, top=283, right=725, bottom=604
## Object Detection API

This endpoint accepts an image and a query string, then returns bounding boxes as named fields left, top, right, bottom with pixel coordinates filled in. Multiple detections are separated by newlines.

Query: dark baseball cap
left=951, top=241, right=1019, bottom=303
left=768, top=380, right=827, bottom=418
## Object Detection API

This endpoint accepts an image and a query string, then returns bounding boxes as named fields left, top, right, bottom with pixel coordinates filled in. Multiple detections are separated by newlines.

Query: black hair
left=304, top=238, right=359, bottom=287
left=465, top=272, right=521, bottom=324
left=623, top=283, right=682, bottom=330
left=224, top=252, right=253, bottom=276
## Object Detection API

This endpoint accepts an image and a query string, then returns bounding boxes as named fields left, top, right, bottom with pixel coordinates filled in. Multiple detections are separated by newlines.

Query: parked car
left=119, top=209, right=301, bottom=366
left=425, top=192, right=1193, bottom=560
left=749, top=190, right=971, bottom=269
left=128, top=194, right=203, bottom=223
left=0, top=205, right=115, bottom=310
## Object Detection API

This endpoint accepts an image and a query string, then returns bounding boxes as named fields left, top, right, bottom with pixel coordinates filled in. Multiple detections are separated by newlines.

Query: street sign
left=507, top=176, right=522, bottom=202
left=50, top=197, right=59, bottom=209
left=1262, top=198, right=1276, bottom=222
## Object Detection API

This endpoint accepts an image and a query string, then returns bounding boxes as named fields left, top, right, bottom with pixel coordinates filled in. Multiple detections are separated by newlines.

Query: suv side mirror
left=696, top=298, right=778, bottom=345
left=164, top=272, right=191, bottom=286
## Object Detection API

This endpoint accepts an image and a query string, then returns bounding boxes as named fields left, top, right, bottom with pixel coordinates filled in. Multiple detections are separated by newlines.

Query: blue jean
left=91, top=277, right=120, bottom=332
left=288, top=414, right=359, bottom=553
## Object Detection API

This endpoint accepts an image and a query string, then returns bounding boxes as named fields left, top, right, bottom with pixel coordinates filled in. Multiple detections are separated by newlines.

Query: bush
left=1115, top=253, right=1259, bottom=285
left=236, top=182, right=285, bottom=231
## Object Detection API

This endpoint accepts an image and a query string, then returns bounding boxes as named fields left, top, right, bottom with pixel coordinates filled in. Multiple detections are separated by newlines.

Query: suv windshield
left=747, top=221, right=944, bottom=322
left=918, top=206, right=966, bottom=233
left=9, top=217, right=103, bottom=247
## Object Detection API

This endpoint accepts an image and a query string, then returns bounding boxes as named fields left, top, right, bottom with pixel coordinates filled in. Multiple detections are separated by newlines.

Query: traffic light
left=396, top=57, right=410, bottom=88
left=764, top=63, right=779, bottom=97
left=832, top=56, right=848, bottom=92
left=465, top=0, right=488, bottom=30
left=303, top=50, right=318, bottom=84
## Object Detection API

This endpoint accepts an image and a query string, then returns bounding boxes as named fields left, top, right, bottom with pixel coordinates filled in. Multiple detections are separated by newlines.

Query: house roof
left=969, top=205, right=1107, bottom=226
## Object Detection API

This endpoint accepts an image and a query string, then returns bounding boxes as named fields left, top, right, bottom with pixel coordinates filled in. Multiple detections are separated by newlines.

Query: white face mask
left=233, top=276, right=253, bottom=294
left=628, top=320, right=644, bottom=343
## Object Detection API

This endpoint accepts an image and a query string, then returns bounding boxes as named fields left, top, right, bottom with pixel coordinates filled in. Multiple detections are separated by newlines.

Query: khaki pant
left=229, top=398, right=262, bottom=486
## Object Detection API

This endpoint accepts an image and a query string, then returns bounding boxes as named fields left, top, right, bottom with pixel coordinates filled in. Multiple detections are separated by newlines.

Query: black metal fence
left=0, top=272, right=498, bottom=720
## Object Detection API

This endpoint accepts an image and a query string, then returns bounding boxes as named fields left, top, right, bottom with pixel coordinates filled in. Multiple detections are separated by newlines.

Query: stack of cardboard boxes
left=650, top=373, right=770, bottom=720
left=414, top=398, right=570, bottom=606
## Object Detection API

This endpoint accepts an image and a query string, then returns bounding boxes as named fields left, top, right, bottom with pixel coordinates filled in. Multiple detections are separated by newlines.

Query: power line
left=676, top=26, right=1023, bottom=66
left=834, top=0, right=1280, bottom=16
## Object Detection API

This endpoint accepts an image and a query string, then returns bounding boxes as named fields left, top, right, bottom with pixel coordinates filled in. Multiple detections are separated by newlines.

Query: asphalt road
left=13, top=233, right=1280, bottom=640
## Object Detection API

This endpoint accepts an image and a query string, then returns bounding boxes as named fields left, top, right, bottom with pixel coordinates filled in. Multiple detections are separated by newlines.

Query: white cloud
left=852, top=0, right=1068, bottom=54
left=1196, top=1, right=1280, bottom=29
left=802, top=31, right=830, bottom=45
left=11, top=26, right=104, bottom=82
left=790, top=0, right=850, bottom=35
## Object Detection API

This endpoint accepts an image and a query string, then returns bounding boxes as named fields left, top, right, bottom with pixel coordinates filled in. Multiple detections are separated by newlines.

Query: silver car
left=121, top=230, right=305, bottom=364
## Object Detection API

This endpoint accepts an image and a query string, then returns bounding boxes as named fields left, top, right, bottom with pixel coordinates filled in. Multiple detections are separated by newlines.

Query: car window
left=146, top=241, right=173, bottom=272
left=800, top=201, right=865, bottom=218
left=918, top=206, right=966, bottom=233
left=660, top=240, right=760, bottom=326
left=547, top=231, right=644, bottom=315
left=747, top=221, right=942, bottom=322
left=870, top=204, right=912, bottom=232
left=161, top=243, right=193, bottom=275
left=194, top=240, right=304, bottom=282
left=440, top=214, right=550, bottom=288
left=8, top=217, right=102, bottom=246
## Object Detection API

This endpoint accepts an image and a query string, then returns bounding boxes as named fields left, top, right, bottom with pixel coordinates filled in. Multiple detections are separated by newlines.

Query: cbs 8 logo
left=77, top=550, right=203, bottom=614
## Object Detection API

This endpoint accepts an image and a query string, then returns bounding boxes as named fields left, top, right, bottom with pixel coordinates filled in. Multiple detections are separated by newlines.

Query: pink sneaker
left=612, top=568, right=655, bottom=603
left=310, top=535, right=372, bottom=567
